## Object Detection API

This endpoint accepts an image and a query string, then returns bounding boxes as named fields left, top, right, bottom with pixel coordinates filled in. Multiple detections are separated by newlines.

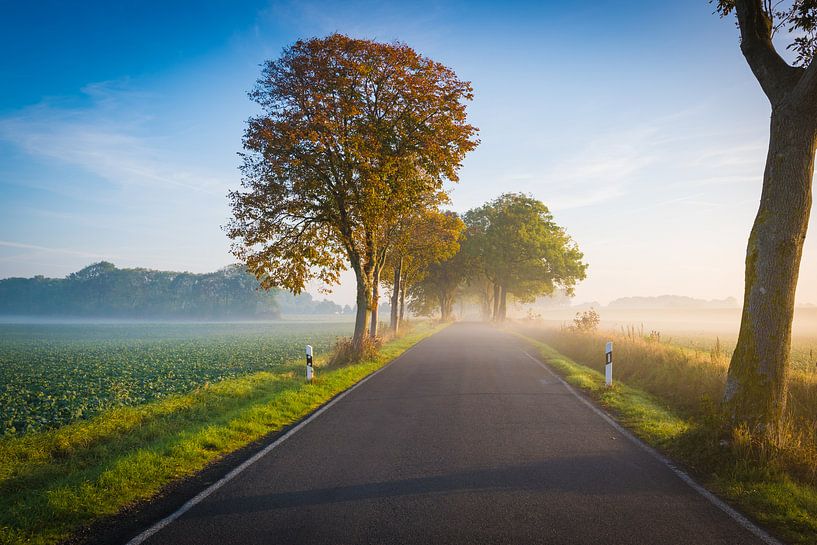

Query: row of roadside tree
left=406, top=193, right=586, bottom=326
left=226, top=34, right=586, bottom=353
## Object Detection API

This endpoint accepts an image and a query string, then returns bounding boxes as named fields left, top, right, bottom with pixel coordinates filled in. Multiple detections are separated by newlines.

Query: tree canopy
left=463, top=193, right=587, bottom=321
left=407, top=194, right=587, bottom=321
left=409, top=240, right=472, bottom=321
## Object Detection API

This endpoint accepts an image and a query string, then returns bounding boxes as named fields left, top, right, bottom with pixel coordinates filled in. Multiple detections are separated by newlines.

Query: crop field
left=0, top=320, right=354, bottom=436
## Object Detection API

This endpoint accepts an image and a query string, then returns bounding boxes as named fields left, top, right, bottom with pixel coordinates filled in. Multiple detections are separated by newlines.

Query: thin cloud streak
left=0, top=85, right=230, bottom=197
left=0, top=240, right=114, bottom=259
left=512, top=118, right=678, bottom=211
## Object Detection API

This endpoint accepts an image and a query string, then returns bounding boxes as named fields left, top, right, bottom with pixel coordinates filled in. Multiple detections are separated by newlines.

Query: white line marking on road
left=521, top=350, right=783, bottom=545
left=124, top=342, right=424, bottom=545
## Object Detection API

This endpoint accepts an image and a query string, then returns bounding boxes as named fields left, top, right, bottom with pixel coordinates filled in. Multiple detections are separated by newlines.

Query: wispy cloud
left=510, top=108, right=768, bottom=213
left=509, top=122, right=668, bottom=210
left=0, top=240, right=114, bottom=259
left=0, top=81, right=229, bottom=197
left=688, top=142, right=767, bottom=169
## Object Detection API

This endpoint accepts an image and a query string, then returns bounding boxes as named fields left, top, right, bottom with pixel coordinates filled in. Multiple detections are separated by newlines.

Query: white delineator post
left=605, top=341, right=613, bottom=387
left=306, top=345, right=314, bottom=382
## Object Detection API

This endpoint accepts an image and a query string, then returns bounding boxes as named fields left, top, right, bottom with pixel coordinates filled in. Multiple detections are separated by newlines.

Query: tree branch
left=734, top=0, right=799, bottom=103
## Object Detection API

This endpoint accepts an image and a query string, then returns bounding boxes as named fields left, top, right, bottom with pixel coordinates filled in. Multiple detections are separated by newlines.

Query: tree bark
left=399, top=279, right=406, bottom=323
left=481, top=284, right=492, bottom=321
left=439, top=290, right=453, bottom=321
left=353, top=276, right=371, bottom=352
left=352, top=262, right=372, bottom=354
left=498, top=284, right=508, bottom=322
left=390, top=257, right=402, bottom=334
left=723, top=107, right=816, bottom=441
left=369, top=267, right=381, bottom=338
left=492, top=282, right=500, bottom=321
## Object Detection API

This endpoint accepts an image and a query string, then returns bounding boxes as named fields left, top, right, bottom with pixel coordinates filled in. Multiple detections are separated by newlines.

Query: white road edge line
left=522, top=351, right=783, bottom=545
left=124, top=342, right=424, bottom=545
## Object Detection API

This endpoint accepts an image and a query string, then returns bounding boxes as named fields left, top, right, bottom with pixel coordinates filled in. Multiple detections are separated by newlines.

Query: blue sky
left=1, top=0, right=815, bottom=306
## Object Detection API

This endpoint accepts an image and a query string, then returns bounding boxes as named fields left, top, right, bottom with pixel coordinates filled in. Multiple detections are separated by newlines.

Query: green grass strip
left=511, top=329, right=817, bottom=545
left=508, top=331, right=692, bottom=448
left=0, top=322, right=446, bottom=545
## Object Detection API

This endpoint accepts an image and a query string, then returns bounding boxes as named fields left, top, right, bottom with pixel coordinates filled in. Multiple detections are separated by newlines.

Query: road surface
left=131, top=323, right=773, bottom=545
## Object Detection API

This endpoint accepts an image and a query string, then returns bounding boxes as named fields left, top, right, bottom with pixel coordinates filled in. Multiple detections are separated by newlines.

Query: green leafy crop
left=0, top=321, right=353, bottom=436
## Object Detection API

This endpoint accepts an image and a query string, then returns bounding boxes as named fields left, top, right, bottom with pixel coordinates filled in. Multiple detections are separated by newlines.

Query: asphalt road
left=132, top=322, right=773, bottom=545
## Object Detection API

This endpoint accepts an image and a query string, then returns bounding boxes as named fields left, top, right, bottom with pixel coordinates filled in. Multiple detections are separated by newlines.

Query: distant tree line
left=0, top=262, right=350, bottom=319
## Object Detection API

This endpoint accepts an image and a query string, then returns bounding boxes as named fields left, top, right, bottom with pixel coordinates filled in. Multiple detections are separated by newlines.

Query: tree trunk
left=369, top=267, right=381, bottom=338
left=352, top=267, right=372, bottom=353
left=439, top=290, right=453, bottom=321
left=481, top=284, right=492, bottom=321
left=723, top=107, right=816, bottom=442
left=492, top=282, right=500, bottom=321
left=498, top=284, right=508, bottom=322
left=390, top=257, right=402, bottom=334
left=353, top=277, right=371, bottom=352
left=399, top=279, right=406, bottom=323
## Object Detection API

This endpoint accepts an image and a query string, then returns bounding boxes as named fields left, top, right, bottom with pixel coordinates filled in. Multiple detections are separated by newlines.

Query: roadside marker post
left=306, top=345, right=314, bottom=382
left=605, top=341, right=613, bottom=387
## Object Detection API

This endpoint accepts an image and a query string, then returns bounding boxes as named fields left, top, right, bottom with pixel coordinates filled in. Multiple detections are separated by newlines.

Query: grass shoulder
left=0, top=321, right=446, bottom=545
left=509, top=327, right=817, bottom=545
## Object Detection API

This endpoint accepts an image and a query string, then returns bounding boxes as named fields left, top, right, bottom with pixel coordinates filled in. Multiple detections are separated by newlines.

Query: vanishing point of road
left=129, top=322, right=774, bottom=545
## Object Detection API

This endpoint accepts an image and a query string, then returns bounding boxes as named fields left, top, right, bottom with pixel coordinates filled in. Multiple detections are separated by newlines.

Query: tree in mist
left=409, top=241, right=473, bottom=321
left=381, top=209, right=464, bottom=333
left=463, top=193, right=586, bottom=322
left=226, top=34, right=478, bottom=351
left=714, top=1, right=817, bottom=440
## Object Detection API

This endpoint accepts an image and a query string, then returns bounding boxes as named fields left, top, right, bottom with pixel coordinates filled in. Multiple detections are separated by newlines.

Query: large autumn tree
left=715, top=1, right=817, bottom=440
left=226, top=34, right=478, bottom=350
left=464, top=193, right=587, bottom=322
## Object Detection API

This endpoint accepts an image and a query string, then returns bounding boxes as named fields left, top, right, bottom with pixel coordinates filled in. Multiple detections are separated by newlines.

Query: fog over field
left=531, top=306, right=817, bottom=338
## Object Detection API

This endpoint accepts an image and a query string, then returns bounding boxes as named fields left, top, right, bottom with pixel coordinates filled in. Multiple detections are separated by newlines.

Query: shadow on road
left=189, top=453, right=649, bottom=517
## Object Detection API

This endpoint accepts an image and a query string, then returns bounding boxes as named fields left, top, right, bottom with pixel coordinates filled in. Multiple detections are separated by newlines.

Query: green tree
left=464, top=193, right=587, bottom=322
left=714, top=1, right=817, bottom=439
left=409, top=242, right=472, bottom=321
left=226, top=34, right=478, bottom=351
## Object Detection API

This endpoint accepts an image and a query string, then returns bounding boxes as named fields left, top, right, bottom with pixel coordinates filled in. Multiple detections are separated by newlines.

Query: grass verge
left=0, top=322, right=445, bottom=545
left=509, top=328, right=817, bottom=545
